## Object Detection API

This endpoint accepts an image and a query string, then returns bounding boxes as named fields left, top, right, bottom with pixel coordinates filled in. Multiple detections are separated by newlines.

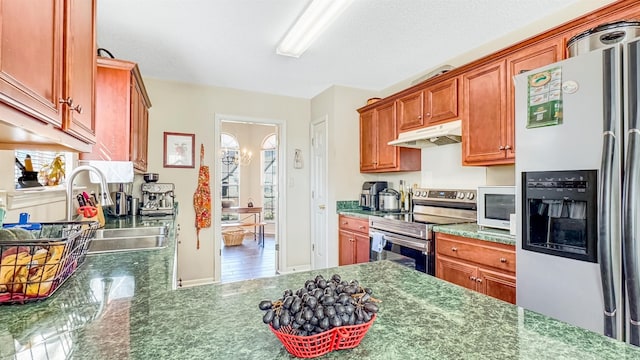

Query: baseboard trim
left=178, top=277, right=217, bottom=288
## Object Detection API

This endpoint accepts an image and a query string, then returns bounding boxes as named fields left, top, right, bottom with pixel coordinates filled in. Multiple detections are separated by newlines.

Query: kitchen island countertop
left=2, top=222, right=640, bottom=358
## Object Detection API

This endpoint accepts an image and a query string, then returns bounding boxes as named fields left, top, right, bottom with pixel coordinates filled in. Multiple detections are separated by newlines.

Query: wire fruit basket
left=269, top=314, right=376, bottom=358
left=0, top=221, right=99, bottom=305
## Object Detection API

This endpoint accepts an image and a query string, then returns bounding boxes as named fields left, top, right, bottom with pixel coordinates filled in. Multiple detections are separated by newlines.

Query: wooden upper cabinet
left=375, top=101, right=398, bottom=170
left=359, top=101, right=420, bottom=173
left=80, top=58, right=151, bottom=172
left=131, top=78, right=150, bottom=171
left=0, top=0, right=64, bottom=127
left=505, top=38, right=562, bottom=160
left=62, top=0, right=97, bottom=143
left=0, top=0, right=97, bottom=148
left=396, top=77, right=459, bottom=132
left=359, top=109, right=377, bottom=171
left=425, top=77, right=459, bottom=124
left=397, top=91, right=424, bottom=131
left=462, top=60, right=508, bottom=165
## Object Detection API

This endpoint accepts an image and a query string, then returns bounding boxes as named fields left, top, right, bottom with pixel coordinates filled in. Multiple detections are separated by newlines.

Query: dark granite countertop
left=2, top=218, right=640, bottom=359
left=433, top=222, right=516, bottom=246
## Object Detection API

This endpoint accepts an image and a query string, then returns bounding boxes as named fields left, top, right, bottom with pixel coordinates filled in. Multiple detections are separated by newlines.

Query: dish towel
left=86, top=160, right=134, bottom=183
left=193, top=144, right=211, bottom=250
left=371, top=232, right=386, bottom=253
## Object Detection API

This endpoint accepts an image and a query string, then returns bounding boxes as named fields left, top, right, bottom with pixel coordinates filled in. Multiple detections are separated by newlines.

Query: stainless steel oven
left=368, top=188, right=477, bottom=275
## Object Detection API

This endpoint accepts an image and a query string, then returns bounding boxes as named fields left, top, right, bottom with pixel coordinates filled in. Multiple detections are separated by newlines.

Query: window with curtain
left=261, top=134, right=277, bottom=221
left=220, top=133, right=240, bottom=221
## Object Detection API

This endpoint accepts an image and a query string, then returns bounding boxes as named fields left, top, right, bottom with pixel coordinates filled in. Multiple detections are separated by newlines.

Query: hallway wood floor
left=221, top=234, right=276, bottom=283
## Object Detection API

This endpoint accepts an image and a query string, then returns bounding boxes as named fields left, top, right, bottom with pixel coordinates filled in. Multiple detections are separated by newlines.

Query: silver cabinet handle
left=451, top=247, right=458, bottom=252
left=59, top=97, right=74, bottom=106
left=500, top=258, right=507, bottom=263
left=359, top=225, right=365, bottom=230
left=504, top=145, right=512, bottom=150
left=470, top=276, right=476, bottom=281
left=71, top=103, right=83, bottom=114
left=476, top=278, right=483, bottom=283
left=319, top=205, right=326, bottom=209
left=499, top=145, right=505, bottom=150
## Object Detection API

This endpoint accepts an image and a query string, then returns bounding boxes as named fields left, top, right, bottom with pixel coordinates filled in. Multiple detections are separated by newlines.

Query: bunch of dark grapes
left=258, top=274, right=379, bottom=336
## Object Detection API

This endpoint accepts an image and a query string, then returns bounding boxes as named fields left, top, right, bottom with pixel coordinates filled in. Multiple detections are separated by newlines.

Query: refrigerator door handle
left=599, top=47, right=618, bottom=339
left=623, top=39, right=640, bottom=346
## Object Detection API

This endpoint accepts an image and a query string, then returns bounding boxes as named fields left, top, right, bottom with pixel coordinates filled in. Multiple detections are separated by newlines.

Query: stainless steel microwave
left=477, top=186, right=516, bottom=230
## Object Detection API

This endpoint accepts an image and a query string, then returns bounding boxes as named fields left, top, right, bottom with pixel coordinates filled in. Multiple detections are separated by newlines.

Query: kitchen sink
left=88, top=226, right=169, bottom=254
left=94, top=226, right=169, bottom=239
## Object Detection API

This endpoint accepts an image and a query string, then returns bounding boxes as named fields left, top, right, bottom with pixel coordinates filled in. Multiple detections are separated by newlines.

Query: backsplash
left=336, top=200, right=360, bottom=212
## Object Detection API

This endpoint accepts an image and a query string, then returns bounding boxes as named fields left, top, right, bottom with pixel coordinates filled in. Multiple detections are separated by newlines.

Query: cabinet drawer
left=436, top=234, right=515, bottom=273
left=338, top=215, right=369, bottom=234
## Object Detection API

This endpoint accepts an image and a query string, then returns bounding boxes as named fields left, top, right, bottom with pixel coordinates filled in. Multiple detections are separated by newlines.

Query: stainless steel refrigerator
left=514, top=36, right=640, bottom=345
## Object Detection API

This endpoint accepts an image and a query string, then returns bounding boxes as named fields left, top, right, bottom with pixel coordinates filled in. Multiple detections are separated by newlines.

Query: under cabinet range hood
left=388, top=120, right=462, bottom=148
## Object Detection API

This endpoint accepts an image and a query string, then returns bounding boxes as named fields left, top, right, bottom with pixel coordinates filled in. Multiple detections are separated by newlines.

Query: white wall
left=143, top=77, right=310, bottom=285
left=383, top=0, right=618, bottom=96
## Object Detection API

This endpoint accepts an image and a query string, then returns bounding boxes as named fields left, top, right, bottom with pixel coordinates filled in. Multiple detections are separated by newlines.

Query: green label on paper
left=526, top=67, right=562, bottom=128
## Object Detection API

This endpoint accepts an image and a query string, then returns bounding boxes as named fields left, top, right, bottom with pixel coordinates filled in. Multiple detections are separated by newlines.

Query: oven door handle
left=374, top=233, right=428, bottom=253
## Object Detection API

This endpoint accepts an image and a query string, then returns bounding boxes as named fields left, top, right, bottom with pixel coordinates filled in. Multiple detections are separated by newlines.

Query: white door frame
left=213, top=114, right=287, bottom=282
left=310, top=115, right=329, bottom=269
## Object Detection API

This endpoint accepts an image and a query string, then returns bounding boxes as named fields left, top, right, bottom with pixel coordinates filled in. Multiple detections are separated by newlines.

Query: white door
left=311, top=116, right=328, bottom=269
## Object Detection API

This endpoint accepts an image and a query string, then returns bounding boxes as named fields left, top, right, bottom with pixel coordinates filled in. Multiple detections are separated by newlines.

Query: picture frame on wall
left=163, top=132, right=195, bottom=168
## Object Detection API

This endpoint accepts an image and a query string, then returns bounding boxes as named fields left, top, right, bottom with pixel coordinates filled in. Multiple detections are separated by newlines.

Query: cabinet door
left=397, top=91, right=424, bottom=131
left=462, top=60, right=507, bottom=165
left=354, top=233, right=370, bottom=264
left=62, top=0, right=96, bottom=143
left=426, top=77, right=459, bottom=124
left=359, top=109, right=377, bottom=171
left=436, top=256, right=477, bottom=291
left=375, top=101, right=398, bottom=170
left=0, top=0, right=63, bottom=126
left=505, top=38, right=561, bottom=160
left=338, top=230, right=355, bottom=265
left=81, top=62, right=132, bottom=161
left=477, top=267, right=516, bottom=304
left=138, top=99, right=149, bottom=171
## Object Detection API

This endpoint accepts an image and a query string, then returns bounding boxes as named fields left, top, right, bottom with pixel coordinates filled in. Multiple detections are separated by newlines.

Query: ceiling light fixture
left=276, top=0, right=353, bottom=58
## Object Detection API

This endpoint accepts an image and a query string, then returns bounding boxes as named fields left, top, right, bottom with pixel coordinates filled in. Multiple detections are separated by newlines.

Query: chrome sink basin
left=94, top=226, right=169, bottom=239
left=88, top=226, right=169, bottom=254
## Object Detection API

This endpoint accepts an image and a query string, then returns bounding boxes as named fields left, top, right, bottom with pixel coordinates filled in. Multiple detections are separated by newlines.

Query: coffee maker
left=140, top=183, right=175, bottom=216
left=360, top=181, right=387, bottom=211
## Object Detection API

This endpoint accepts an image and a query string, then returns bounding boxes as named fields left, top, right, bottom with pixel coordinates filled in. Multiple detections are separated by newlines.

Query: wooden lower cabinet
left=435, top=232, right=516, bottom=304
left=338, top=215, right=370, bottom=265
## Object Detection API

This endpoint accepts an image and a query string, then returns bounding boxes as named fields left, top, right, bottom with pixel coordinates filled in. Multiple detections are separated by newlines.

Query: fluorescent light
left=277, top=0, right=353, bottom=58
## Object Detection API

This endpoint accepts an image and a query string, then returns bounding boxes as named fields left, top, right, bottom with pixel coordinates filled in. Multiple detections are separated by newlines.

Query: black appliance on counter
left=359, top=181, right=387, bottom=211
left=369, top=188, right=477, bottom=274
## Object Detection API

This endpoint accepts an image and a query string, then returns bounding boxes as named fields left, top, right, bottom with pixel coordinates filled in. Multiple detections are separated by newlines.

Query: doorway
left=214, top=115, right=284, bottom=283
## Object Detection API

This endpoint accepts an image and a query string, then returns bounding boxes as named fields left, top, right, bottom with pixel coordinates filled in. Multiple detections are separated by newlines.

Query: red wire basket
left=269, top=314, right=376, bottom=358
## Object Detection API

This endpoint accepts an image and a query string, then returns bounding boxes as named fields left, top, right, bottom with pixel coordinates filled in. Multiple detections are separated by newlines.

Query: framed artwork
left=163, top=132, right=195, bottom=168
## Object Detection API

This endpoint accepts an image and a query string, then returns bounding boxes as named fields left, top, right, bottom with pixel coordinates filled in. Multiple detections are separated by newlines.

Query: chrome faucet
left=66, top=165, right=114, bottom=221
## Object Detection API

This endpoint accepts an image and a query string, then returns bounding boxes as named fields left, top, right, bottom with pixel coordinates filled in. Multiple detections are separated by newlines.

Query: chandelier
left=220, top=148, right=252, bottom=166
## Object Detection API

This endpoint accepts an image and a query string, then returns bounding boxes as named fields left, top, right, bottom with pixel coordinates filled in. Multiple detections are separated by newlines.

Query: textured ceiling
left=97, top=0, right=582, bottom=99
